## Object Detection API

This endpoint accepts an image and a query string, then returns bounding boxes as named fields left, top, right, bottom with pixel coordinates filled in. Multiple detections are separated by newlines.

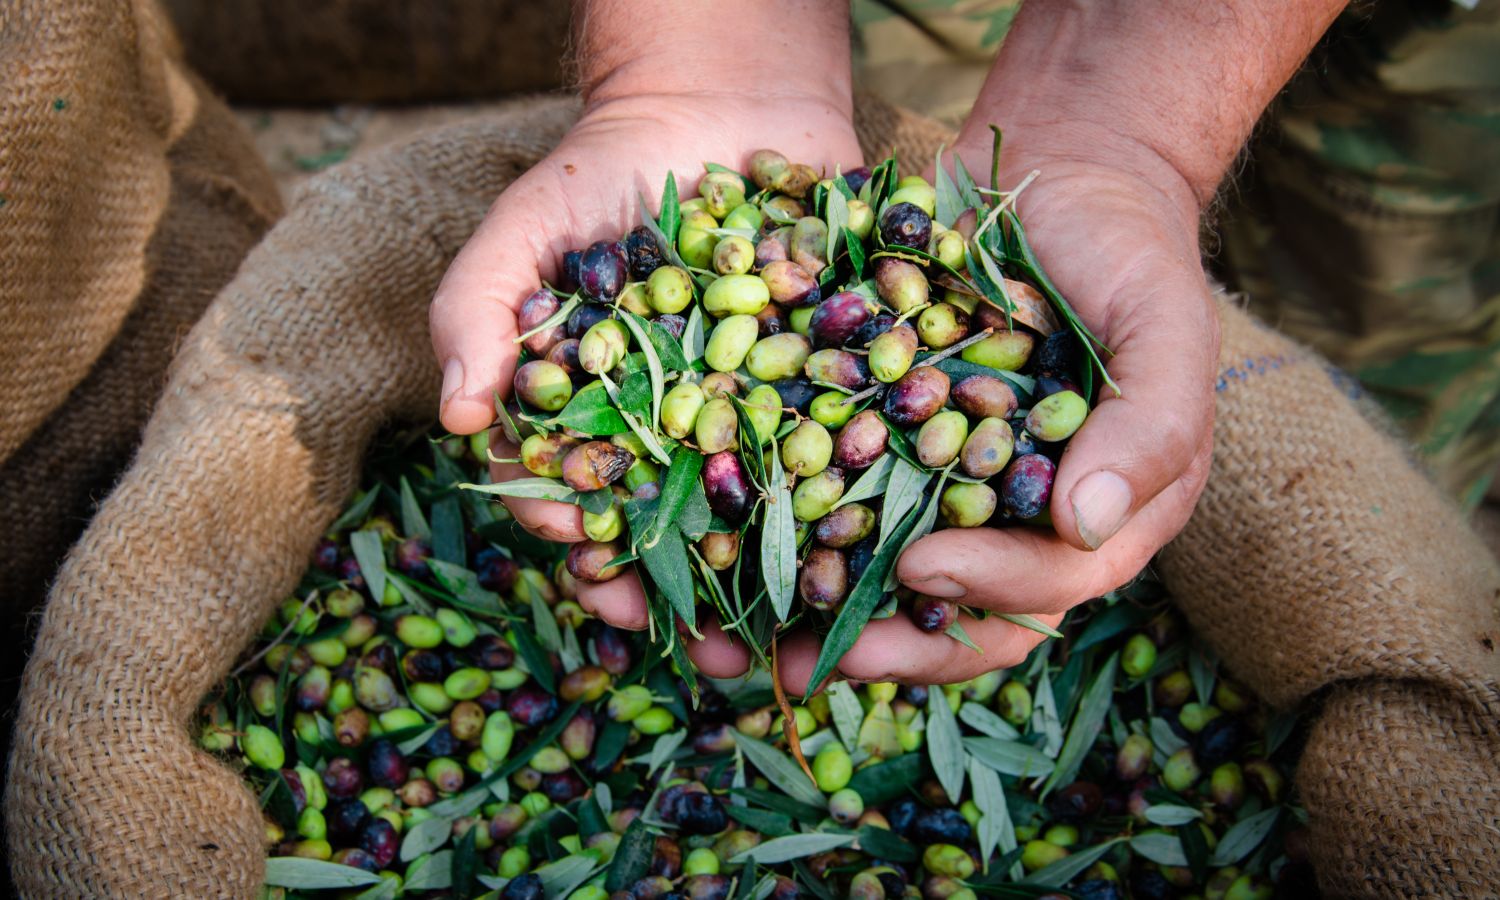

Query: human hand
left=429, top=91, right=863, bottom=672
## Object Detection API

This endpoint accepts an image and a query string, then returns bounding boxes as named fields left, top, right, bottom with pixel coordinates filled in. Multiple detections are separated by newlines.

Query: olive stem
left=230, top=589, right=320, bottom=677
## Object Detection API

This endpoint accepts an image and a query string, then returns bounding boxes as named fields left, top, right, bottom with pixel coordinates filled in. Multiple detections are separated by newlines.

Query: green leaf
left=429, top=495, right=464, bottom=566
left=647, top=320, right=691, bottom=372
left=330, top=487, right=379, bottom=532
left=726, top=805, right=795, bottom=837
left=451, top=824, right=479, bottom=897
left=933, top=144, right=964, bottom=228
left=1019, top=836, right=1125, bottom=887
left=876, top=457, right=930, bottom=550
left=958, top=701, right=1020, bottom=740
left=637, top=525, right=698, bottom=634
left=989, top=125, right=1004, bottom=197
left=1072, top=601, right=1154, bottom=653
left=619, top=310, right=666, bottom=431
left=396, top=723, right=441, bottom=756
left=400, top=815, right=452, bottom=862
left=1130, top=833, right=1189, bottom=867
left=953, top=154, right=984, bottom=210
left=732, top=729, right=824, bottom=809
left=403, top=850, right=454, bottom=891
left=762, top=438, right=797, bottom=622
left=806, top=498, right=924, bottom=692
left=1032, top=672, right=1064, bottom=757
left=460, top=477, right=578, bottom=505
left=660, top=172, right=682, bottom=245
left=530, top=589, right=562, bottom=653
left=725, top=396, right=768, bottom=488
left=998, top=614, right=1064, bottom=640
left=350, top=878, right=400, bottom=900
left=677, top=482, right=712, bottom=541
left=857, top=825, right=919, bottom=863
left=824, top=681, right=864, bottom=753
left=263, top=858, right=383, bottom=889
left=962, top=737, right=1056, bottom=779
left=426, top=559, right=503, bottom=616
left=349, top=529, right=387, bottom=607
left=600, top=372, right=674, bottom=466
left=398, top=477, right=431, bottom=541
left=1144, top=804, right=1204, bottom=827
left=647, top=728, right=688, bottom=777
left=945, top=618, right=983, bottom=653
left=883, top=466, right=952, bottom=590
left=732, top=832, right=856, bottom=865
left=927, top=689, right=966, bottom=804
left=1210, top=808, right=1280, bottom=866
left=607, top=818, right=654, bottom=890
left=652, top=448, right=705, bottom=543
left=553, top=380, right=629, bottom=436
left=683, top=304, right=707, bottom=363
left=1150, top=716, right=1190, bottom=756
left=730, top=787, right=827, bottom=825
left=1043, top=651, right=1118, bottom=796
left=835, top=453, right=895, bottom=509
left=1187, top=644, right=1217, bottom=706
left=843, top=226, right=867, bottom=281
left=847, top=753, right=928, bottom=807
left=825, top=189, right=849, bottom=265
left=969, top=757, right=1016, bottom=878
left=536, top=854, right=599, bottom=898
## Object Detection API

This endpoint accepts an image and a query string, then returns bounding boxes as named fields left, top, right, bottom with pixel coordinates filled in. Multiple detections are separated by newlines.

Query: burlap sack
left=161, top=0, right=570, bottom=104
left=0, top=0, right=281, bottom=679
left=1158, top=305, right=1500, bottom=898
left=7, top=89, right=1497, bottom=896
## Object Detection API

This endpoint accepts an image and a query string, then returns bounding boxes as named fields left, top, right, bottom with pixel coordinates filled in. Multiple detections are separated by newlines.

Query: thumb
left=1047, top=264, right=1218, bottom=551
left=430, top=182, right=560, bottom=436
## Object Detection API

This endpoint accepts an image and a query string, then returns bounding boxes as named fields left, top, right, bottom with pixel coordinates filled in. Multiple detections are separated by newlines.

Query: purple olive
left=951, top=374, right=1018, bottom=420
left=566, top=540, right=626, bottom=583
left=625, top=225, right=666, bottom=279
left=1035, top=330, right=1080, bottom=375
left=561, top=441, right=634, bottom=492
left=703, top=451, right=752, bottom=524
left=470, top=633, right=515, bottom=669
left=359, top=818, right=399, bottom=868
left=809, top=292, right=873, bottom=349
left=395, top=537, right=429, bottom=577
left=656, top=313, right=688, bottom=340
left=518, top=289, right=565, bottom=357
left=799, top=547, right=849, bottom=611
left=912, top=597, right=958, bottom=633
left=755, top=302, right=789, bottom=338
left=755, top=227, right=792, bottom=269
left=559, top=249, right=584, bottom=294
left=322, top=757, right=363, bottom=798
left=326, top=798, right=370, bottom=843
left=401, top=649, right=445, bottom=682
left=566, top=301, right=613, bottom=339
left=884, top=366, right=950, bottom=427
left=542, top=770, right=588, bottom=803
left=580, top=239, right=627, bottom=301
left=544, top=338, right=584, bottom=382
left=1001, top=453, right=1056, bottom=519
left=594, top=624, right=633, bottom=675
left=474, top=548, right=519, bottom=593
left=832, top=410, right=889, bottom=470
left=760, top=260, right=821, bottom=308
left=814, top=503, right=876, bottom=548
left=879, top=202, right=932, bottom=249
left=507, top=683, right=560, bottom=727
left=852, top=312, right=897, bottom=348
left=804, top=349, right=870, bottom=390
left=842, top=166, right=872, bottom=195
left=770, top=377, right=818, bottom=416
left=1035, top=373, right=1082, bottom=399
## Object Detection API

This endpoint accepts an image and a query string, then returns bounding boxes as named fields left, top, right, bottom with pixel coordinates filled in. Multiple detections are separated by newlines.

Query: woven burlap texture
left=7, top=88, right=1498, bottom=896
left=1159, top=304, right=1500, bottom=898
left=161, top=0, right=569, bottom=104
left=0, top=0, right=282, bottom=687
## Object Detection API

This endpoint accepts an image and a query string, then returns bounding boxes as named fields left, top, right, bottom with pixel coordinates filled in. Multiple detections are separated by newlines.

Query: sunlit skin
left=430, top=0, right=1345, bottom=692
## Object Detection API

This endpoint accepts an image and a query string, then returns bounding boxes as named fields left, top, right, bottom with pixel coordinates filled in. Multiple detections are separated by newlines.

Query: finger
left=683, top=613, right=752, bottom=679
left=836, top=610, right=1062, bottom=685
left=431, top=169, right=575, bottom=435
left=773, top=630, right=828, bottom=699
left=1048, top=262, right=1218, bottom=551
left=576, top=571, right=649, bottom=631
left=898, top=440, right=1211, bottom=613
left=488, top=431, right=585, bottom=541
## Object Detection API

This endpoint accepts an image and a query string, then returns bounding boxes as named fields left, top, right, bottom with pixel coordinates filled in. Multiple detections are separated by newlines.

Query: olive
left=703, top=274, right=771, bottom=318
left=814, top=503, right=876, bottom=548
left=646, top=265, right=695, bottom=315
left=939, top=482, right=996, bottom=527
left=703, top=451, right=752, bottom=524
left=808, top=292, right=872, bottom=348
left=805, top=348, right=871, bottom=390
left=781, top=421, right=833, bottom=476
left=694, top=397, right=740, bottom=453
left=1000, top=453, right=1055, bottom=519
left=869, top=324, right=919, bottom=383
left=917, top=302, right=969, bottom=349
left=770, top=377, right=818, bottom=416
left=566, top=301, right=614, bottom=340
left=566, top=540, right=627, bottom=583
left=518, top=289, right=565, bottom=357
left=699, top=532, right=740, bottom=571
left=512, top=360, right=572, bottom=411
left=799, top=547, right=849, bottom=611
left=873, top=257, right=929, bottom=315
left=712, top=235, right=755, bottom=275
left=832, top=410, right=889, bottom=470
left=884, top=366, right=950, bottom=427
left=951, top=374, right=1018, bottom=420
left=625, top=225, right=665, bottom=279
left=561, top=441, right=634, bottom=492
left=760, top=260, right=821, bottom=307
left=746, top=333, right=813, bottom=382
left=704, top=315, right=759, bottom=372
left=962, top=329, right=1034, bottom=371
left=916, top=410, right=969, bottom=467
left=879, top=202, right=932, bottom=249
left=1025, top=390, right=1088, bottom=442
left=959, top=417, right=1015, bottom=478
left=912, top=596, right=957, bottom=632
left=792, top=468, right=845, bottom=521
left=580, top=240, right=627, bottom=301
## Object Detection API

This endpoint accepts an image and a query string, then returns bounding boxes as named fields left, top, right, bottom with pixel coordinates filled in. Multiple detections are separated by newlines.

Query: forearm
left=963, top=0, right=1344, bottom=212
left=574, top=0, right=853, bottom=115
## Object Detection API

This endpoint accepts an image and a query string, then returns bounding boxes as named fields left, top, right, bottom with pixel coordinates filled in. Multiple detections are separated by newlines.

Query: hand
left=876, top=138, right=1218, bottom=682
left=429, top=91, right=863, bottom=675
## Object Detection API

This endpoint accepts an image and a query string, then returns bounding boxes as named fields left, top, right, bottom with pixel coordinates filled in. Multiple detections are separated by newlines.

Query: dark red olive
left=702, top=451, right=752, bottom=524
left=545, top=338, right=585, bottom=382
left=326, top=797, right=371, bottom=843
left=542, top=770, right=588, bottom=803
left=359, top=818, right=399, bottom=868
left=566, top=301, right=613, bottom=339
left=474, top=548, right=519, bottom=593
left=884, top=366, right=950, bottom=427
left=470, top=633, right=515, bottom=670
left=799, top=548, right=849, bottom=611
left=519, top=289, right=566, bottom=357
left=595, top=624, right=633, bottom=675
left=911, top=596, right=957, bottom=633
left=366, top=739, right=410, bottom=789
left=1000, top=453, right=1055, bottom=518
left=1048, top=781, right=1104, bottom=822
left=879, top=202, right=932, bottom=249
left=951, top=374, right=1018, bottom=420
left=580, top=240, right=628, bottom=301
left=832, top=411, right=889, bottom=470
left=808, top=292, right=872, bottom=348
left=507, top=683, right=560, bottom=727
left=321, top=756, right=363, bottom=798
left=313, top=538, right=340, bottom=572
left=770, top=377, right=819, bottom=416
left=842, top=166, right=872, bottom=195
left=559, top=249, right=584, bottom=294
left=625, top=225, right=666, bottom=280
left=401, top=649, right=445, bottom=682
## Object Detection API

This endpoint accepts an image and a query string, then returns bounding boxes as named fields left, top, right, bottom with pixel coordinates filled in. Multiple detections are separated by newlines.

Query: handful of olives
left=478, top=145, right=1112, bottom=686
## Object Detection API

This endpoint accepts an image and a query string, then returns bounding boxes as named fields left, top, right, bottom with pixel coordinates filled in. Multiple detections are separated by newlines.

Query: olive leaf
left=551, top=381, right=629, bottom=436
left=1019, top=836, right=1126, bottom=888
left=957, top=700, right=1020, bottom=740
left=825, top=188, right=849, bottom=266
left=619, top=310, right=666, bottom=430
left=637, top=190, right=690, bottom=272
left=1210, top=808, right=1281, bottom=866
left=731, top=833, right=856, bottom=866
left=998, top=614, right=1064, bottom=640
left=1145, top=804, right=1204, bottom=826
left=652, top=448, right=705, bottom=544
left=1042, top=651, right=1119, bottom=797
left=933, top=144, right=965, bottom=228
left=968, top=757, right=1018, bottom=878
left=683, top=304, right=707, bottom=363
left=606, top=818, right=654, bottom=890
left=843, top=226, right=867, bottom=281
left=961, top=737, right=1056, bottom=779
left=425, top=560, right=503, bottom=616
left=762, top=437, right=797, bottom=622
left=349, top=529, right=387, bottom=609
left=725, top=395, right=768, bottom=489
left=953, top=154, right=985, bottom=210
left=398, top=477, right=431, bottom=542
left=458, top=477, right=577, bottom=505
left=400, top=816, right=451, bottom=862
left=637, top=525, right=699, bottom=636
left=428, top=494, right=464, bottom=566
left=732, top=729, right=825, bottom=809
left=329, top=486, right=379, bottom=532
left=926, top=689, right=966, bottom=804
left=834, top=453, right=895, bottom=509
left=646, top=319, right=692, bottom=372
left=875, top=457, right=930, bottom=550
left=400, top=851, right=454, bottom=891
left=263, top=859, right=383, bottom=890
left=823, top=681, right=864, bottom=753
left=1130, top=833, right=1189, bottom=867
left=659, top=172, right=682, bottom=246
left=599, top=372, right=673, bottom=465
left=944, top=618, right=984, bottom=653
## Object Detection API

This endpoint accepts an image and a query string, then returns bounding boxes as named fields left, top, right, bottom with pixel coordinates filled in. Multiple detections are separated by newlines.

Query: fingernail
left=904, top=575, right=965, bottom=598
left=1071, top=470, right=1133, bottom=549
left=439, top=358, right=464, bottom=411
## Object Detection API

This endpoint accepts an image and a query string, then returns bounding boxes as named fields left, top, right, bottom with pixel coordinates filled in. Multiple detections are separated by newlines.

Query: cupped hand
left=429, top=90, right=863, bottom=665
